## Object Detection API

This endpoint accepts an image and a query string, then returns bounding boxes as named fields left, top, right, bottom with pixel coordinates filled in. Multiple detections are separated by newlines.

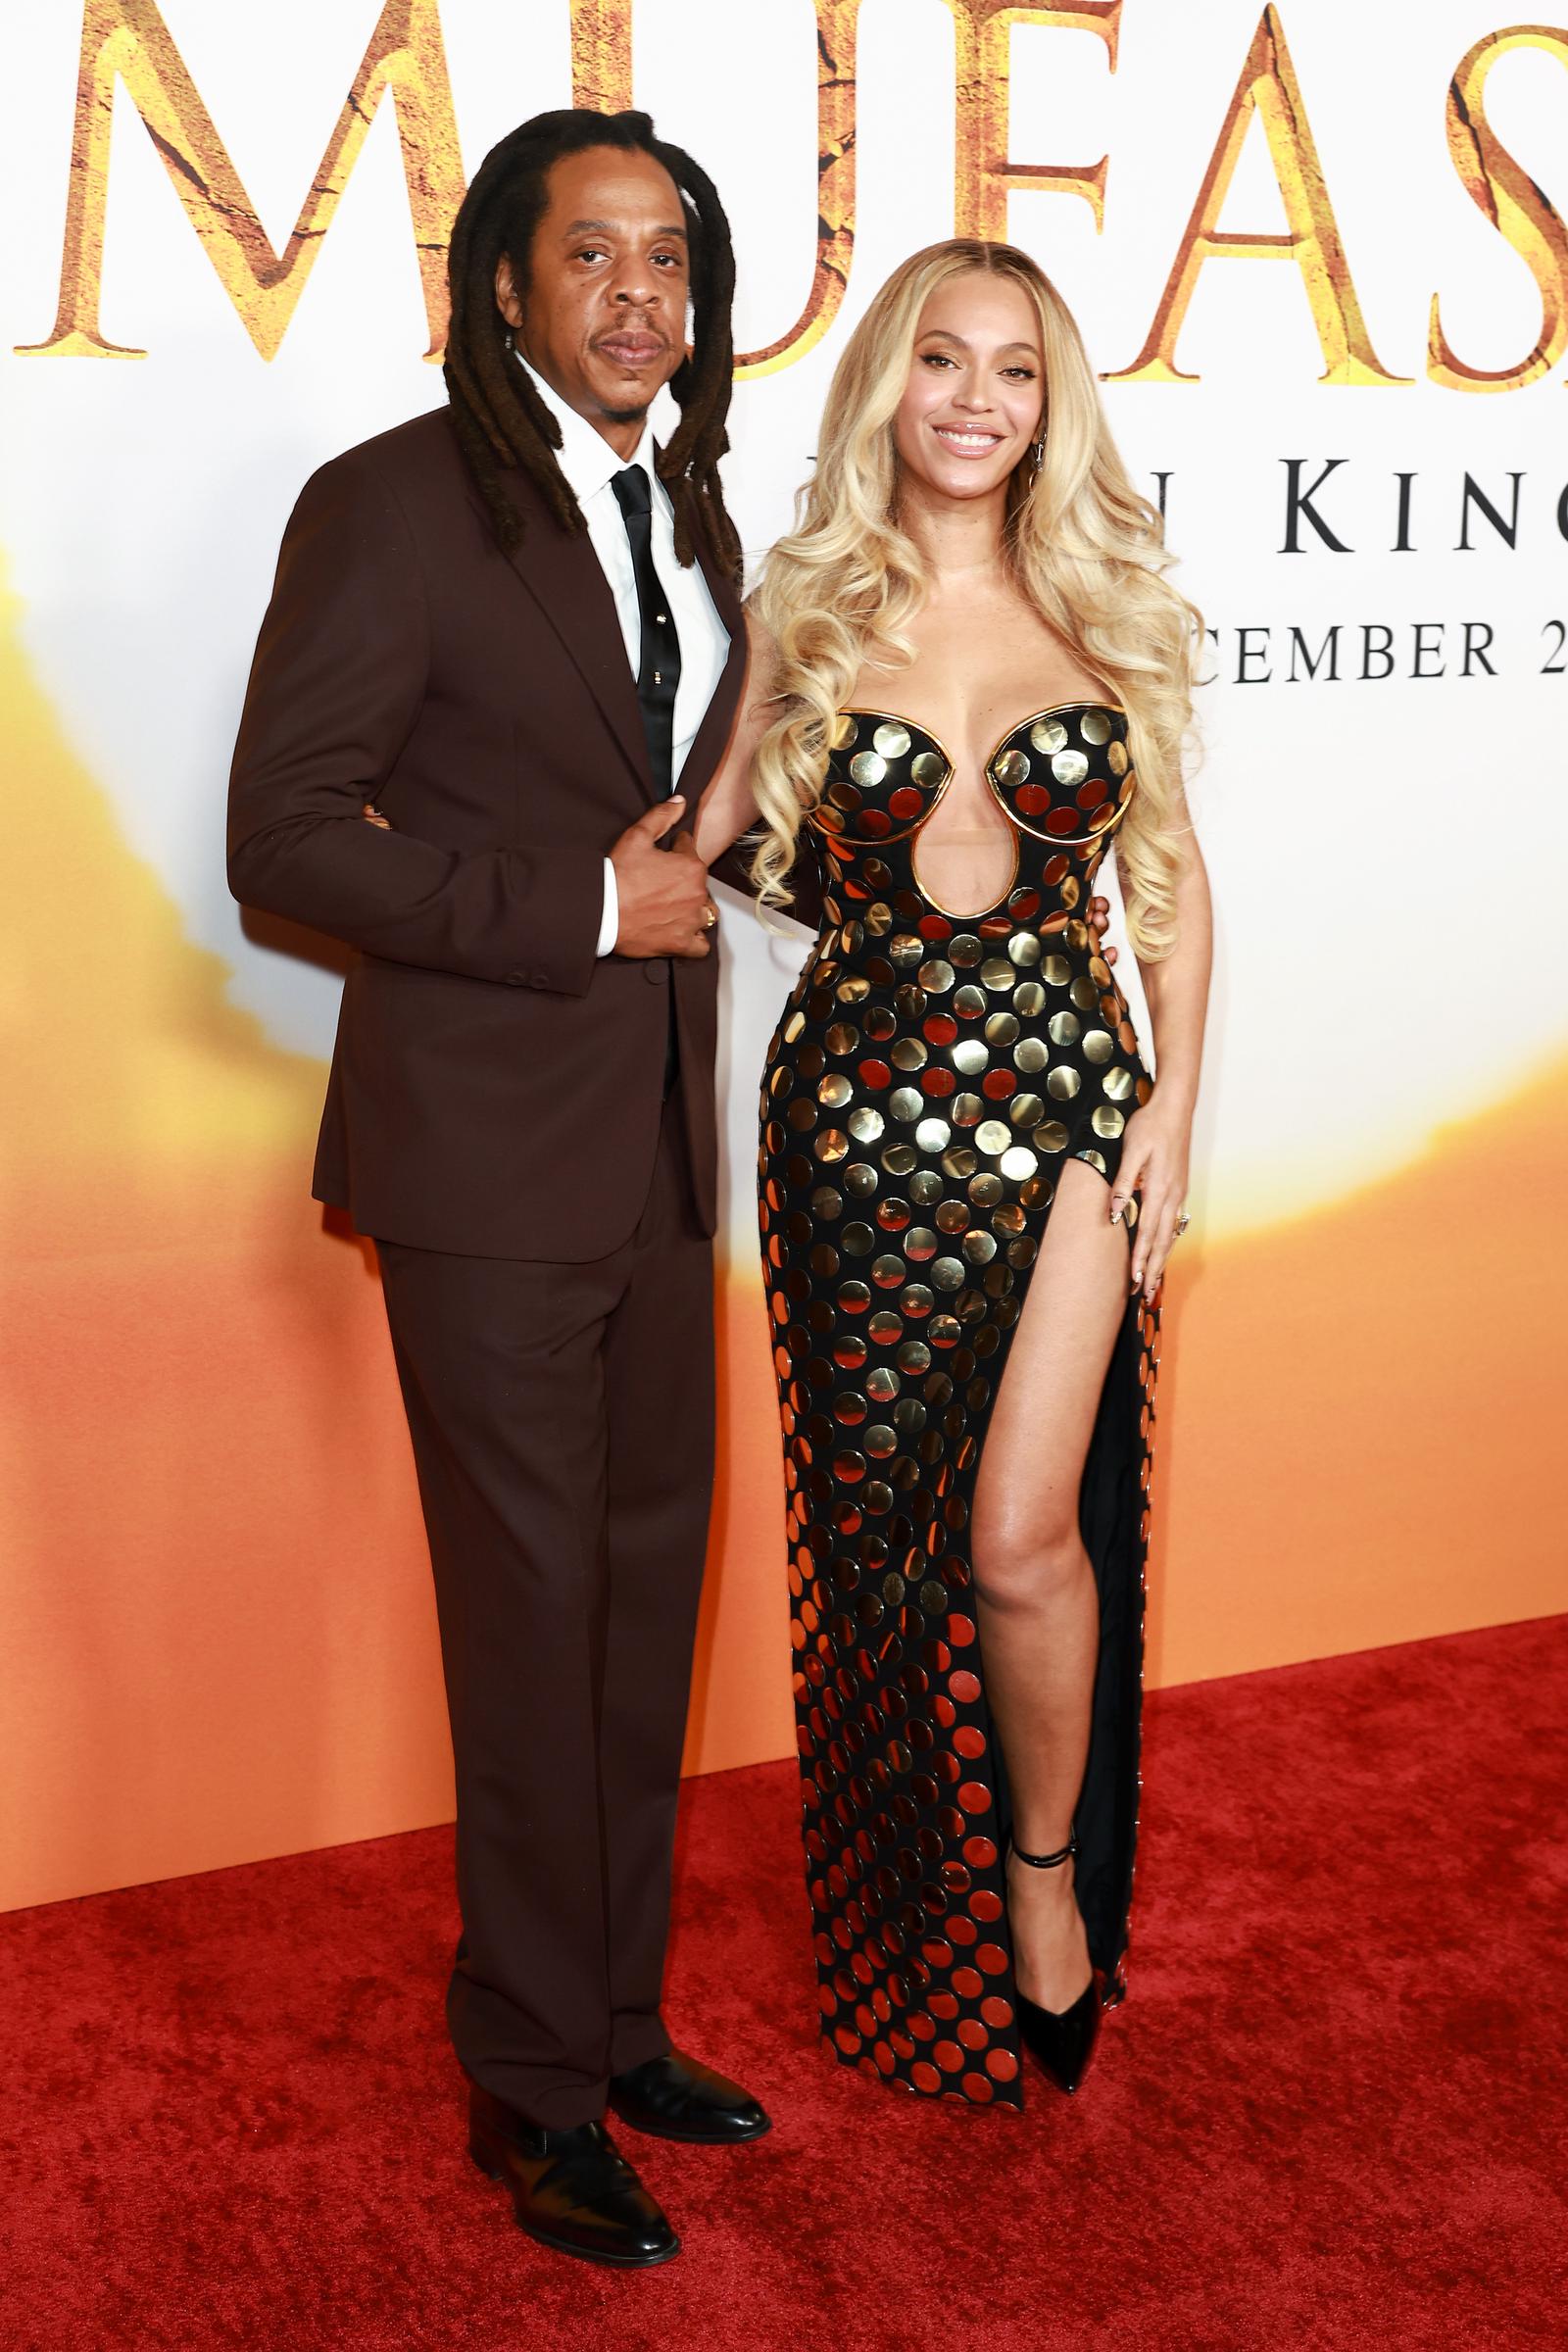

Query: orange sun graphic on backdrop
left=1, top=551, right=1563, bottom=1914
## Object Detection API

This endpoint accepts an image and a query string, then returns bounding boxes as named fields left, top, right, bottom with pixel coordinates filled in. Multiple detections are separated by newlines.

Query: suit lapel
left=488, top=467, right=655, bottom=797
left=478, top=464, right=746, bottom=809
left=677, top=484, right=747, bottom=806
left=681, top=479, right=745, bottom=638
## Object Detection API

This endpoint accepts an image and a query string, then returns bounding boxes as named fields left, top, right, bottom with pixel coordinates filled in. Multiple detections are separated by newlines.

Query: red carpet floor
left=3, top=1615, right=1565, bottom=2352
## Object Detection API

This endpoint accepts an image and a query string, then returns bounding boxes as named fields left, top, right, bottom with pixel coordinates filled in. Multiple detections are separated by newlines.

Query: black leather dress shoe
left=607, top=2050, right=771, bottom=2144
left=467, top=2086, right=679, bottom=2268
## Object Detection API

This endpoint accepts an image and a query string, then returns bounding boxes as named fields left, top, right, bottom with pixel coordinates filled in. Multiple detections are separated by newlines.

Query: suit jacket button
left=644, top=959, right=667, bottom=985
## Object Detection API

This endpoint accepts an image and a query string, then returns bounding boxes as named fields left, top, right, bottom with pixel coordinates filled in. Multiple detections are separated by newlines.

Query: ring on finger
left=701, top=904, right=717, bottom=930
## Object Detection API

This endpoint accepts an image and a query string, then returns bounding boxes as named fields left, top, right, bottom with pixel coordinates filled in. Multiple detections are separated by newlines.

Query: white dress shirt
left=515, top=355, right=731, bottom=955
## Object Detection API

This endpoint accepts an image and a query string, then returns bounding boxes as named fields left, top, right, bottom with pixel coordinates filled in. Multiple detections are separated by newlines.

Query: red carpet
left=3, top=1616, right=1564, bottom=2351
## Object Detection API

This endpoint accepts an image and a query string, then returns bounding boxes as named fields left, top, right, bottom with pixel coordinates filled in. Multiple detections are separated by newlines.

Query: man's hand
left=364, top=796, right=717, bottom=961
left=611, top=797, right=717, bottom=958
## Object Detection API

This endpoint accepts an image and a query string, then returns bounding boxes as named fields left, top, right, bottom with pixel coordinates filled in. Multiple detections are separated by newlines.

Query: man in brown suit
left=227, top=111, right=766, bottom=2272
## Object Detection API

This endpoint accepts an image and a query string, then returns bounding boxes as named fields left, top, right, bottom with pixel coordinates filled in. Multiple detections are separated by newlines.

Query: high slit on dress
left=757, top=701, right=1161, bottom=2107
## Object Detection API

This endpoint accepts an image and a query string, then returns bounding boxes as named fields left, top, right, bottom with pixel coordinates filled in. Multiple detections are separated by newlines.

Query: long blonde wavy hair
left=751, top=239, right=1201, bottom=956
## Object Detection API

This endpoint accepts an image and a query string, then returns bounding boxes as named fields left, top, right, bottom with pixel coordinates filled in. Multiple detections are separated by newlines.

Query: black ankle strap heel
left=1010, top=1831, right=1078, bottom=1871
left=1006, top=1830, right=1102, bottom=2096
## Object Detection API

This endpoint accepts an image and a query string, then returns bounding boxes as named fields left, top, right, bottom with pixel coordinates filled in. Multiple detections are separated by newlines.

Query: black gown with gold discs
left=758, top=701, right=1161, bottom=2108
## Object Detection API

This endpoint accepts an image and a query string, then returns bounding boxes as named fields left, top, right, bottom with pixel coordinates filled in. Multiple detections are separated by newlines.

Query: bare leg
left=970, top=1157, right=1129, bottom=2013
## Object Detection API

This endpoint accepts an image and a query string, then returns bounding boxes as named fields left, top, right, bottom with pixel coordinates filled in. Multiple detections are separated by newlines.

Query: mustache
left=593, top=318, right=671, bottom=350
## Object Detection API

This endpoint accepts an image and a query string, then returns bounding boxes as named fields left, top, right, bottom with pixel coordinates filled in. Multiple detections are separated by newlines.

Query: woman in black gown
left=698, top=238, right=1211, bottom=2106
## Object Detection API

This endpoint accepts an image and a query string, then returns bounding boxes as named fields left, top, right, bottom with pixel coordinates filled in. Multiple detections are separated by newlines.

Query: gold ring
left=1174, top=1210, right=1191, bottom=1237
left=702, top=905, right=717, bottom=929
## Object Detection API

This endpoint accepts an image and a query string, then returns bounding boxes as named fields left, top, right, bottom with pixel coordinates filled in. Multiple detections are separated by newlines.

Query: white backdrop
left=4, top=0, right=1565, bottom=1250
left=3, top=1, right=1567, bottom=1911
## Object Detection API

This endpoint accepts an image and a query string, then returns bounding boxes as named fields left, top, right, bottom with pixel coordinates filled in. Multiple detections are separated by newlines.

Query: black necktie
left=611, top=466, right=682, bottom=797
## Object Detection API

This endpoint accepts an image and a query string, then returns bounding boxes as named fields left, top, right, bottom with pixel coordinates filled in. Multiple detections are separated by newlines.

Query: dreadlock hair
left=443, top=109, right=741, bottom=582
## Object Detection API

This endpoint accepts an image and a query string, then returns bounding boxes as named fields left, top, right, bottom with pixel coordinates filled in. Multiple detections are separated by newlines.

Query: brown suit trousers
left=376, top=1088, right=713, bottom=2125
left=228, top=410, right=743, bottom=2123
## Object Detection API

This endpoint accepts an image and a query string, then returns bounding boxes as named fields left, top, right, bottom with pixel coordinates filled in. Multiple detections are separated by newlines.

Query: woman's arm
left=694, top=609, right=781, bottom=868
left=1108, top=813, right=1214, bottom=1300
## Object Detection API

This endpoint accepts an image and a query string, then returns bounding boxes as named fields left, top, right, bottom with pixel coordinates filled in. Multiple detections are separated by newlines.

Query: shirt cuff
left=596, top=857, right=619, bottom=956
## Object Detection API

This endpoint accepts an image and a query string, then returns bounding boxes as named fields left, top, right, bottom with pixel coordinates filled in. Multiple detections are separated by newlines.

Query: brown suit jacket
left=227, top=407, right=746, bottom=1260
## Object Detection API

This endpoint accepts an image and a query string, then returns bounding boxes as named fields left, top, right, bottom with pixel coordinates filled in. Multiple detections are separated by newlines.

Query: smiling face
left=495, top=144, right=691, bottom=454
left=891, top=270, right=1047, bottom=505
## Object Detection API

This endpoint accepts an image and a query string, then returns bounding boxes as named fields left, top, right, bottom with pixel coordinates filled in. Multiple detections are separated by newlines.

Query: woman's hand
left=1109, top=1092, right=1192, bottom=1301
